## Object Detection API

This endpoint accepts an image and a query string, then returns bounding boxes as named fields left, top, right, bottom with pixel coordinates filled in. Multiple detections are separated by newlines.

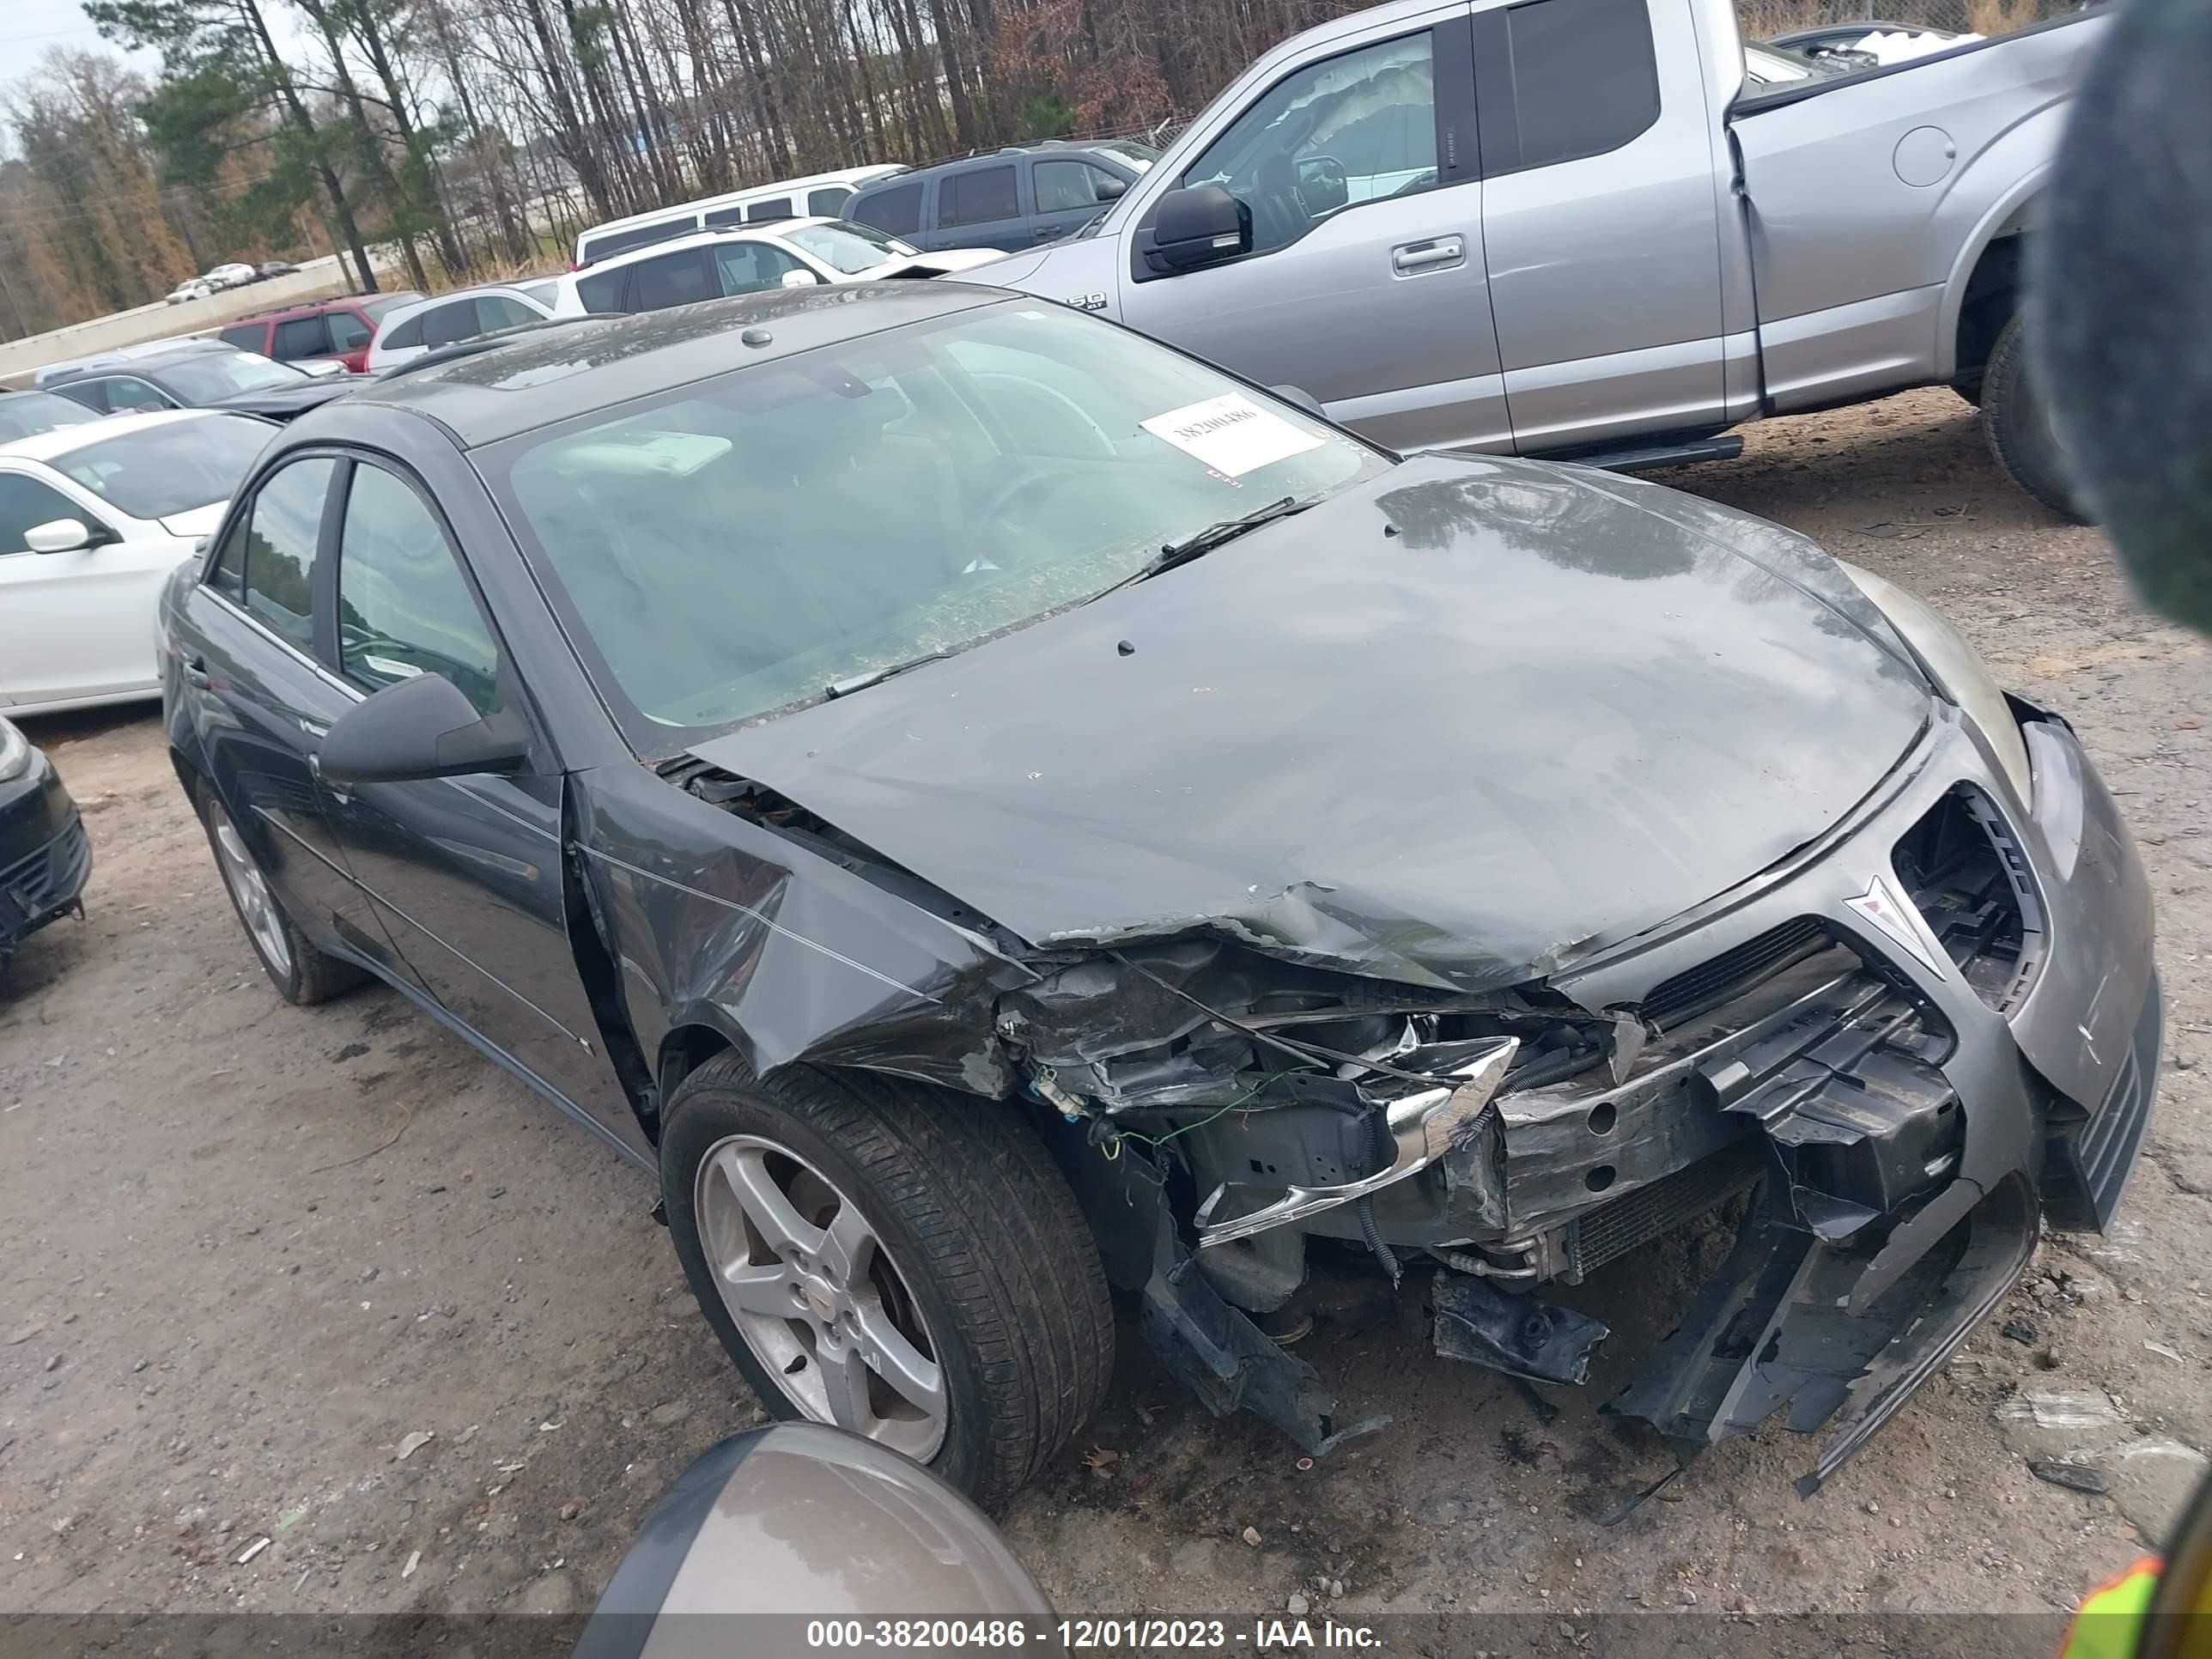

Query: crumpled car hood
left=689, top=455, right=1932, bottom=991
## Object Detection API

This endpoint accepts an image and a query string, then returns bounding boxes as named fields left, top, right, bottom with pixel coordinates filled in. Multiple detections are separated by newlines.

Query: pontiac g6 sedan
left=158, top=286, right=2158, bottom=1509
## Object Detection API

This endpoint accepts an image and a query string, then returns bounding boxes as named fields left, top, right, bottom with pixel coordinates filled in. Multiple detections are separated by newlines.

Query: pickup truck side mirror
left=318, top=671, right=530, bottom=785
left=1151, top=185, right=1252, bottom=272
left=780, top=268, right=823, bottom=289
left=1096, top=174, right=1129, bottom=202
left=25, top=518, right=115, bottom=555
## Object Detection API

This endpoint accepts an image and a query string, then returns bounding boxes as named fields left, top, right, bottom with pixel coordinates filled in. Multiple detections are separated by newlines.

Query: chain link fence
left=1735, top=0, right=2078, bottom=45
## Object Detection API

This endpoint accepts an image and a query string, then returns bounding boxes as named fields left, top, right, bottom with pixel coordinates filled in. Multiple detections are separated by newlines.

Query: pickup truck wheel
left=1982, top=313, right=2089, bottom=523
left=660, top=1055, right=1115, bottom=1510
left=197, top=793, right=368, bottom=1006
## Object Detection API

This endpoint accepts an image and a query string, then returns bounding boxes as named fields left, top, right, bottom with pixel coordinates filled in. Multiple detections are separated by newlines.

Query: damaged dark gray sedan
left=156, top=286, right=2159, bottom=1509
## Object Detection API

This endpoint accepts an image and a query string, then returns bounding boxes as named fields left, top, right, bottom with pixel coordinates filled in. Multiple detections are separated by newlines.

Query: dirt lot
left=3, top=387, right=2208, bottom=1628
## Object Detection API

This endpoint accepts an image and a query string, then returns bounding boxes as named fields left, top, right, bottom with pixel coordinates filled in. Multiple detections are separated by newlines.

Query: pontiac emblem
left=1843, top=869, right=1948, bottom=978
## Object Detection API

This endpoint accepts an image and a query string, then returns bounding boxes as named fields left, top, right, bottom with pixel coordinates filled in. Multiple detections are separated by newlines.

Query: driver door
left=1115, top=12, right=1510, bottom=455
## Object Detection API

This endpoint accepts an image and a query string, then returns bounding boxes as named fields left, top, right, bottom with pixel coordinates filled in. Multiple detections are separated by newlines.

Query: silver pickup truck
left=976, top=0, right=2100, bottom=515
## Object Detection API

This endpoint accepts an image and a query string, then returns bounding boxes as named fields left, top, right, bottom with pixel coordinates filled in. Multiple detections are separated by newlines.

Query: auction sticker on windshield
left=1141, top=392, right=1323, bottom=477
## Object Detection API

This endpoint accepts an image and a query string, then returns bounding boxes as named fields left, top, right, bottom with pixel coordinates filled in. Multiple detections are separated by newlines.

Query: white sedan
left=167, top=278, right=216, bottom=306
left=546, top=218, right=1004, bottom=319
left=204, top=263, right=260, bottom=290
left=0, top=410, right=273, bottom=716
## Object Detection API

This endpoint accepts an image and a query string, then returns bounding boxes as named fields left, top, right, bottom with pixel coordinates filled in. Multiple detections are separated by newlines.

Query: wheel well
left=658, top=1024, right=738, bottom=1117
left=1953, top=234, right=2024, bottom=392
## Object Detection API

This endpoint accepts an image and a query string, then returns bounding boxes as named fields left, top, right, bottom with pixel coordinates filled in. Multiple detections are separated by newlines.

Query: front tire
left=1982, top=311, right=2089, bottom=523
left=196, top=791, right=366, bottom=1005
left=661, top=1055, right=1114, bottom=1509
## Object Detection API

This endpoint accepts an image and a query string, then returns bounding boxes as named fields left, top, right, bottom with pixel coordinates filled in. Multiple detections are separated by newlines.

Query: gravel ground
left=2, top=387, right=2207, bottom=1629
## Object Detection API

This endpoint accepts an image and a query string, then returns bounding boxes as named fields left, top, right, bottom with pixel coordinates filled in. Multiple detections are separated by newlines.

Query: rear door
left=171, top=455, right=403, bottom=975
left=0, top=468, right=179, bottom=707
left=932, top=161, right=1026, bottom=252
left=314, top=455, right=641, bottom=1152
left=1475, top=0, right=1729, bottom=453
left=1116, top=13, right=1510, bottom=455
left=270, top=314, right=333, bottom=366
left=622, top=247, right=719, bottom=314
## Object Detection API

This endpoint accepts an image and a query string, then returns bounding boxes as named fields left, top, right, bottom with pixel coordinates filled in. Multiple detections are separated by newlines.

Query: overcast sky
left=0, top=0, right=155, bottom=100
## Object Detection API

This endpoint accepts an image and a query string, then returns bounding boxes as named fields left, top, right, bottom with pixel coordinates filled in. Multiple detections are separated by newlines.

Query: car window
left=0, top=471, right=88, bottom=556
left=1504, top=0, right=1661, bottom=169
left=236, top=457, right=336, bottom=653
left=582, top=219, right=695, bottom=264
left=334, top=464, right=503, bottom=715
left=419, top=300, right=480, bottom=350
left=161, top=354, right=306, bottom=402
left=477, top=294, right=540, bottom=332
left=380, top=312, right=427, bottom=352
left=487, top=302, right=1383, bottom=747
left=326, top=311, right=373, bottom=352
left=630, top=248, right=718, bottom=312
left=1035, top=159, right=1121, bottom=213
left=519, top=280, right=559, bottom=307
left=53, top=381, right=112, bottom=415
left=208, top=512, right=246, bottom=598
left=218, top=325, right=265, bottom=354
left=939, top=165, right=1018, bottom=228
left=780, top=222, right=908, bottom=274
left=747, top=197, right=794, bottom=223
left=712, top=242, right=807, bottom=295
left=103, top=377, right=173, bottom=413
left=853, top=181, right=923, bottom=235
left=0, top=391, right=98, bottom=443
left=272, top=316, right=329, bottom=360
left=1182, top=31, right=1439, bottom=258
left=52, top=415, right=270, bottom=521
left=703, top=205, right=749, bottom=228
left=576, top=268, right=629, bottom=314
left=807, top=186, right=851, bottom=216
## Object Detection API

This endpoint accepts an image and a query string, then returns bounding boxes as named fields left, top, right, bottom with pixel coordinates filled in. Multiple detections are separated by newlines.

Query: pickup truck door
left=1475, top=0, right=1730, bottom=454
left=1114, top=9, right=1510, bottom=456
left=1728, top=21, right=2098, bottom=412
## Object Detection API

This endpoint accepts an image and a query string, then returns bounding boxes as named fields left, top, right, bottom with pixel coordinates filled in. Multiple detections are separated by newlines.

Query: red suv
left=219, top=292, right=422, bottom=374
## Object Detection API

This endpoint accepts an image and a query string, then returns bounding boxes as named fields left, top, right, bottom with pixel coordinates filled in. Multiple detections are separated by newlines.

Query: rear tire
left=661, top=1055, right=1114, bottom=1510
left=1982, top=312, right=2089, bottom=524
left=195, top=789, right=366, bottom=1006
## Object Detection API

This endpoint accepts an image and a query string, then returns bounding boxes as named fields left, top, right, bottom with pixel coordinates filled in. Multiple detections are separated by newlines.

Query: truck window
left=1179, top=32, right=1438, bottom=258
left=1502, top=0, right=1660, bottom=170
left=939, top=165, right=1018, bottom=228
left=854, top=181, right=924, bottom=235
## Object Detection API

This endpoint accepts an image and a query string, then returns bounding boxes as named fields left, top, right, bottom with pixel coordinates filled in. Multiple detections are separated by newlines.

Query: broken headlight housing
left=0, top=718, right=31, bottom=783
left=1839, top=561, right=2033, bottom=806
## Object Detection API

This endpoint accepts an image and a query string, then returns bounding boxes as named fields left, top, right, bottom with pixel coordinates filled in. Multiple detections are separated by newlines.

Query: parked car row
left=165, top=260, right=300, bottom=306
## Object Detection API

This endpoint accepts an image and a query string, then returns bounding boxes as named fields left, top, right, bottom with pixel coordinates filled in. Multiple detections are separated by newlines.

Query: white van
left=571, top=166, right=908, bottom=268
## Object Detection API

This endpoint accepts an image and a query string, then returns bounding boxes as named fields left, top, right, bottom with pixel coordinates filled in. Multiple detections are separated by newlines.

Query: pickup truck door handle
left=181, top=654, right=210, bottom=690
left=1391, top=235, right=1465, bottom=275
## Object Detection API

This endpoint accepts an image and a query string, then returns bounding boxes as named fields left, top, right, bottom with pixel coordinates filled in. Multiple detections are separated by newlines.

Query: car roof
left=230, top=292, right=419, bottom=325
left=380, top=284, right=553, bottom=325
left=332, top=282, right=1006, bottom=448
left=578, top=167, right=908, bottom=244
left=568, top=217, right=852, bottom=276
left=858, top=144, right=1132, bottom=185
left=44, top=340, right=238, bottom=382
left=0, top=407, right=224, bottom=462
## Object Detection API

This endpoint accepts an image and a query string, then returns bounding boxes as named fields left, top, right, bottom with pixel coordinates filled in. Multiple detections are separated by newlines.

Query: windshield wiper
left=1096, top=495, right=1311, bottom=599
left=825, top=650, right=953, bottom=699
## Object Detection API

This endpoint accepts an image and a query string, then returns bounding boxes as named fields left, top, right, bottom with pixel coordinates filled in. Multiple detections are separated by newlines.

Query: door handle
left=182, top=654, right=210, bottom=690
left=1391, top=235, right=1465, bottom=275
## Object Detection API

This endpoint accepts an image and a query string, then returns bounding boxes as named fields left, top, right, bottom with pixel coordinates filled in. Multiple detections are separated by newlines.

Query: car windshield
left=0, top=391, right=99, bottom=441
left=781, top=221, right=911, bottom=273
left=486, top=301, right=1384, bottom=747
left=51, top=415, right=270, bottom=520
left=163, top=352, right=307, bottom=400
left=1094, top=141, right=1159, bottom=168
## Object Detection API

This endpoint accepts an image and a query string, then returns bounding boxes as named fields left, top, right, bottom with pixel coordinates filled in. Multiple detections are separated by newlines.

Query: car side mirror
left=780, top=268, right=823, bottom=289
left=318, top=672, right=530, bottom=785
left=1268, top=385, right=1326, bottom=419
left=1096, top=175, right=1129, bottom=201
left=1151, top=185, right=1251, bottom=271
left=25, top=518, right=111, bottom=555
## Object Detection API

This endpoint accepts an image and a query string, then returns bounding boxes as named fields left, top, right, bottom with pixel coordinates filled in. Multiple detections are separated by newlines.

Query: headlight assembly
left=0, top=719, right=33, bottom=784
left=1838, top=561, right=2033, bottom=805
